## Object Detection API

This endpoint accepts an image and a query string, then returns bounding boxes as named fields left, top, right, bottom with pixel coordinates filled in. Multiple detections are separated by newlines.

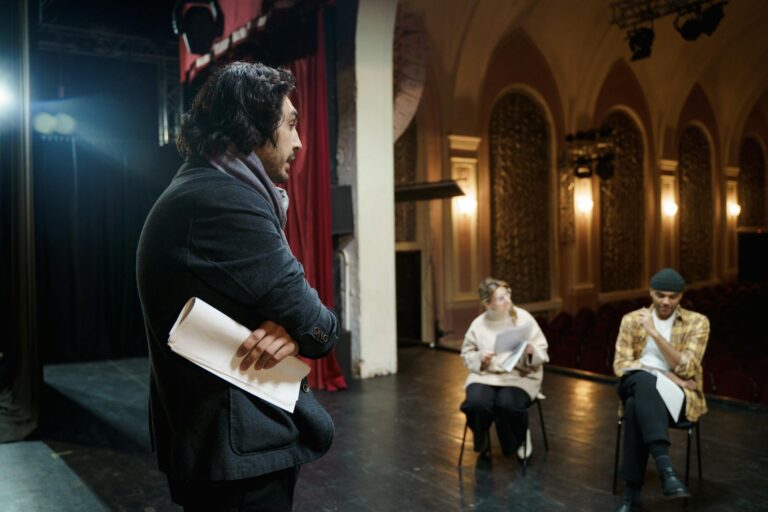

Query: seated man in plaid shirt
left=613, top=268, right=709, bottom=512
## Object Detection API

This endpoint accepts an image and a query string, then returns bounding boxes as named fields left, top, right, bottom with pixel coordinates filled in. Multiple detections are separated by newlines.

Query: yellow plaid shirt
left=613, top=306, right=710, bottom=422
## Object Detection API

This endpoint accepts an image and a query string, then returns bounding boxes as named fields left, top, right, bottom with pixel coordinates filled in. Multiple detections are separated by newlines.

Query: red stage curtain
left=283, top=11, right=347, bottom=391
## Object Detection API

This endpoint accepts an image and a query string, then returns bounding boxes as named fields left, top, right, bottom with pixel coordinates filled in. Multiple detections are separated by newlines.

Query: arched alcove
left=679, top=125, right=714, bottom=283
left=488, top=91, right=551, bottom=303
left=738, top=137, right=767, bottom=228
left=599, top=110, right=646, bottom=292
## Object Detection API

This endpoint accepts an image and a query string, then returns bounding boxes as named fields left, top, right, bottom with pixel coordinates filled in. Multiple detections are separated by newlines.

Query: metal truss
left=610, top=0, right=713, bottom=29
left=36, top=23, right=182, bottom=146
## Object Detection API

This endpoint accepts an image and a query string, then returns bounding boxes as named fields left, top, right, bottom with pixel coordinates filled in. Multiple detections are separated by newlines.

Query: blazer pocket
left=229, top=388, right=299, bottom=455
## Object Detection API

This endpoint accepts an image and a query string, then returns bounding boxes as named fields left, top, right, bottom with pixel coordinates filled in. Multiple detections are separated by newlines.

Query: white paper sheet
left=168, top=297, right=310, bottom=413
left=652, top=369, right=685, bottom=423
left=493, top=324, right=531, bottom=354
left=500, top=340, right=529, bottom=372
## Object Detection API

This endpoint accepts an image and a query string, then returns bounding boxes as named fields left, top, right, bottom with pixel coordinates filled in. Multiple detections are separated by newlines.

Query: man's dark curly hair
left=176, top=61, right=296, bottom=158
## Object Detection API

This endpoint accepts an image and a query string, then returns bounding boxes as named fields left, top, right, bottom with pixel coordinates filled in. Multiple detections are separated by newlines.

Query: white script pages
left=494, top=324, right=531, bottom=372
left=623, top=367, right=685, bottom=423
left=168, top=297, right=310, bottom=413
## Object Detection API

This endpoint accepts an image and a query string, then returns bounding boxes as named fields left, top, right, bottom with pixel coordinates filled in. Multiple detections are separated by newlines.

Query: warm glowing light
left=727, top=202, right=741, bottom=217
left=54, top=113, right=77, bottom=134
left=33, top=112, right=57, bottom=134
left=576, top=196, right=593, bottom=213
left=662, top=199, right=678, bottom=217
left=456, top=196, right=478, bottom=215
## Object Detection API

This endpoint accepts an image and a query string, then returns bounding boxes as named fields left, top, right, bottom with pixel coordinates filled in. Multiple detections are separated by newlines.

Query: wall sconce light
left=576, top=195, right=594, bottom=214
left=456, top=195, right=477, bottom=215
left=662, top=199, right=678, bottom=217
left=727, top=201, right=741, bottom=217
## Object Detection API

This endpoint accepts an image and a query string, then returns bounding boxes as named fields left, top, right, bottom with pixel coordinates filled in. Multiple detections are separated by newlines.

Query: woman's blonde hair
left=478, top=277, right=517, bottom=321
left=478, top=277, right=511, bottom=303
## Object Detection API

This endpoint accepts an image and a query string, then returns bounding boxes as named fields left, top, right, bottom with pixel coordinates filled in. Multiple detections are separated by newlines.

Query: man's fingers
left=237, top=328, right=266, bottom=357
left=262, top=343, right=299, bottom=370
left=254, top=338, right=296, bottom=370
left=239, top=333, right=276, bottom=371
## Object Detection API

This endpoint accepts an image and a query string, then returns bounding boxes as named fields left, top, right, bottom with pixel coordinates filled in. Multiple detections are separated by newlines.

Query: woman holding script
left=460, top=278, right=549, bottom=460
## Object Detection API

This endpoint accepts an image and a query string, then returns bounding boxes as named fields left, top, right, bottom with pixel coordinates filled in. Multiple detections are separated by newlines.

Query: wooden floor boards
left=1, top=347, right=765, bottom=511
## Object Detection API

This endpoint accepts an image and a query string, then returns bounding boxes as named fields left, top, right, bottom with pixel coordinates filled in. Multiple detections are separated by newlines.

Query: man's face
left=650, top=289, right=682, bottom=320
left=255, top=96, right=302, bottom=183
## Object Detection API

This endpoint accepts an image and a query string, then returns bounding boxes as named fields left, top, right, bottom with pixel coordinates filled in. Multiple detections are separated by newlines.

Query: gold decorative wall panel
left=679, top=126, right=713, bottom=283
left=599, top=111, right=644, bottom=292
left=489, top=93, right=551, bottom=303
left=738, top=137, right=766, bottom=228
left=394, top=120, right=418, bottom=242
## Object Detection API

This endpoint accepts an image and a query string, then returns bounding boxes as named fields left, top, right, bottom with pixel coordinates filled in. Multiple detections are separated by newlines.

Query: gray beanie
left=650, top=268, right=685, bottom=292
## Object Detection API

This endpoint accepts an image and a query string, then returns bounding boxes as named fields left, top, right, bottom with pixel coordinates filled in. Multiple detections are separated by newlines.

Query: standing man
left=137, top=62, right=338, bottom=511
left=613, top=268, right=709, bottom=512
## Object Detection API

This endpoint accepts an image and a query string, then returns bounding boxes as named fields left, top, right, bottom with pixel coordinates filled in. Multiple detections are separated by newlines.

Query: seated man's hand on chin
left=237, top=320, right=299, bottom=371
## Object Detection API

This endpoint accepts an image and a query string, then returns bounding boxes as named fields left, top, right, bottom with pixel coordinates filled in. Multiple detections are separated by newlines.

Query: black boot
left=659, top=467, right=690, bottom=499
left=615, top=497, right=641, bottom=512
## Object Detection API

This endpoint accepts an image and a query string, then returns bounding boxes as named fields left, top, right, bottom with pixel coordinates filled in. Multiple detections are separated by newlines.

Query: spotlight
left=0, top=82, right=12, bottom=110
left=574, top=156, right=593, bottom=178
left=54, top=113, right=77, bottom=135
left=675, top=13, right=702, bottom=41
left=700, top=2, right=726, bottom=36
left=595, top=153, right=615, bottom=181
left=33, top=112, right=56, bottom=134
left=627, top=27, right=654, bottom=61
left=172, top=1, right=225, bottom=55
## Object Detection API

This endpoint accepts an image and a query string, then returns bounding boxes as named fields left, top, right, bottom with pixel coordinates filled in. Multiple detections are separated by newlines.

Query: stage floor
left=1, top=347, right=766, bottom=511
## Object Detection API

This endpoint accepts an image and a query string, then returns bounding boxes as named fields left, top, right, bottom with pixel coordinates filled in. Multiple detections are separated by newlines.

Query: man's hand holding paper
left=237, top=320, right=299, bottom=371
left=168, top=297, right=310, bottom=413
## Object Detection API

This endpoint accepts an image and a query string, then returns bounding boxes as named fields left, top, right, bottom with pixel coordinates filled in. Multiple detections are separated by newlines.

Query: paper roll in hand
left=168, top=297, right=310, bottom=412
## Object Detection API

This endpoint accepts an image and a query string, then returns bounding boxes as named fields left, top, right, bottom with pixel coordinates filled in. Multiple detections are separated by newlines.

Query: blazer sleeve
left=186, top=184, right=337, bottom=359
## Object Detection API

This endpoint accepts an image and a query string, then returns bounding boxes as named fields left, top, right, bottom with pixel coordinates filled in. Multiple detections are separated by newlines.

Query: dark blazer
left=136, top=159, right=339, bottom=481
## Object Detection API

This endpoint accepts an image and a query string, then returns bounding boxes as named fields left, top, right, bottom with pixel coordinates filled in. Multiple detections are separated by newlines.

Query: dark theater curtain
left=283, top=12, right=347, bottom=391
left=34, top=135, right=176, bottom=363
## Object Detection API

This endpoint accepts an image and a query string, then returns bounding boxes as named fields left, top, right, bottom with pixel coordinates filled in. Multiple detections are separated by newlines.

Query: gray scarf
left=207, top=149, right=290, bottom=246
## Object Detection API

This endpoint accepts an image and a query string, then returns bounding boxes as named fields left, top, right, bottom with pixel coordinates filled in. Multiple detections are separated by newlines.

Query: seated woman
left=460, top=277, right=549, bottom=459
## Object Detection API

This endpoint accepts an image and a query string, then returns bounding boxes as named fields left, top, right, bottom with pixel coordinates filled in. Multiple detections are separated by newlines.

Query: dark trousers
left=461, top=383, right=531, bottom=456
left=618, top=371, right=686, bottom=483
left=167, top=467, right=299, bottom=512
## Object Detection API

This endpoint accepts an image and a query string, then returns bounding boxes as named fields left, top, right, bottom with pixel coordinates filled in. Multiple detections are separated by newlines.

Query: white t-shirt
left=638, top=309, right=676, bottom=371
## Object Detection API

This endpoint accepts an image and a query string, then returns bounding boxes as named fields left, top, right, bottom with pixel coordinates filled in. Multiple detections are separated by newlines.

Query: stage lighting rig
left=565, top=128, right=616, bottom=180
left=611, top=1, right=729, bottom=61
left=172, top=1, right=225, bottom=55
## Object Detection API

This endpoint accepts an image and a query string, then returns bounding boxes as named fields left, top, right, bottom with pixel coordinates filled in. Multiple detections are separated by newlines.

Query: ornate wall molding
left=447, top=135, right=481, bottom=303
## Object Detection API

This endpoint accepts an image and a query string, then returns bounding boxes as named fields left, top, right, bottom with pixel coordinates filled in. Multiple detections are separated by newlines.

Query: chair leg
left=458, top=421, right=468, bottom=467
left=612, top=418, right=622, bottom=494
left=695, top=422, right=702, bottom=481
left=536, top=399, right=549, bottom=452
left=684, top=426, right=692, bottom=486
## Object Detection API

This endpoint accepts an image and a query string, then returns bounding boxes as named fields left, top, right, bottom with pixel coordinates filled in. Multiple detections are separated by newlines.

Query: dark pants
left=618, top=371, right=686, bottom=483
left=167, top=467, right=300, bottom=512
left=461, top=383, right=531, bottom=456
